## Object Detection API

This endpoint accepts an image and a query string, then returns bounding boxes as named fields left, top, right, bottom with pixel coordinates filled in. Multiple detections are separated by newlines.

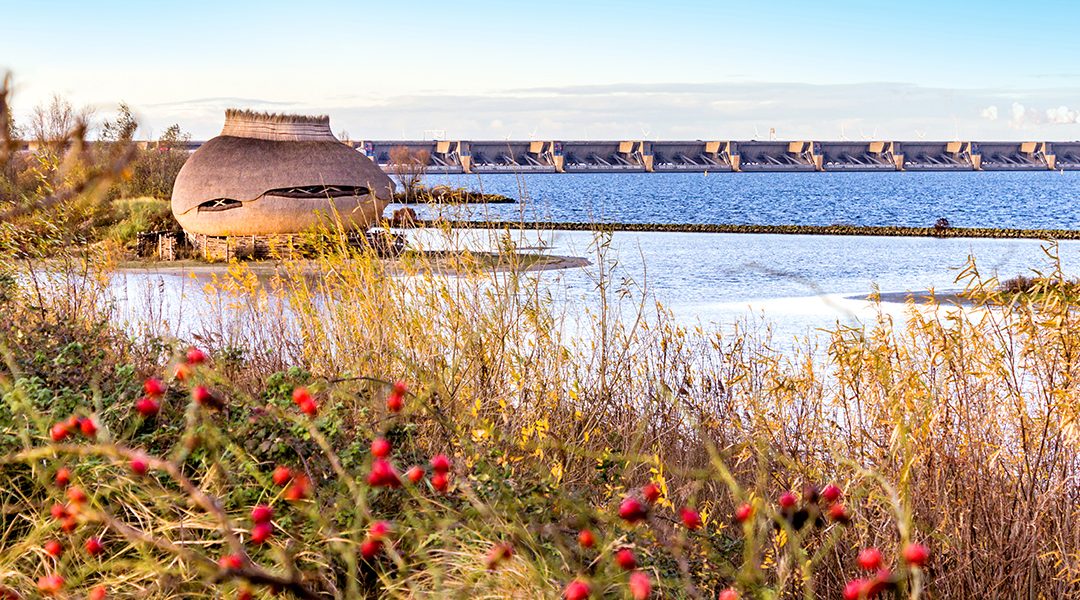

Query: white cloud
left=1046, top=105, right=1080, bottom=124
left=980, top=105, right=998, bottom=121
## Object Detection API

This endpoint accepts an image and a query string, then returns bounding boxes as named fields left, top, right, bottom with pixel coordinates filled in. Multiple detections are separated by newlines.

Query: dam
left=353, top=139, right=1080, bottom=174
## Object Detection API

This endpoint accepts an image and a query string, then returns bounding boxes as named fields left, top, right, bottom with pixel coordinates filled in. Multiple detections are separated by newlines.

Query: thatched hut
left=171, top=110, right=394, bottom=237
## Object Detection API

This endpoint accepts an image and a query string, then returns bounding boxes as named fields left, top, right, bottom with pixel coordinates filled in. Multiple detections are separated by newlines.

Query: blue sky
left=2, top=0, right=1080, bottom=140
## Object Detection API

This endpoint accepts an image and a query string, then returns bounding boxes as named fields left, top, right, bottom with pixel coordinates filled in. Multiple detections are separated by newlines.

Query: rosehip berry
left=85, top=537, right=104, bottom=556
left=271, top=465, right=292, bottom=486
left=251, top=504, right=273, bottom=524
left=857, top=547, right=883, bottom=571
left=89, top=586, right=107, bottom=600
left=50, top=422, right=70, bottom=442
left=822, top=484, right=843, bottom=503
left=237, top=588, right=253, bottom=600
left=618, top=497, right=647, bottom=523
left=371, top=437, right=391, bottom=458
left=843, top=580, right=867, bottom=600
left=192, top=385, right=214, bottom=406
left=66, top=486, right=87, bottom=504
left=218, top=553, right=243, bottom=570
left=392, top=380, right=408, bottom=396
left=186, top=347, right=207, bottom=365
left=173, top=363, right=192, bottom=382
left=430, top=454, right=451, bottom=473
left=292, top=387, right=312, bottom=406
left=778, top=491, right=797, bottom=510
left=718, top=589, right=740, bottom=600
left=563, top=579, right=591, bottom=600
left=405, top=466, right=424, bottom=484
left=60, top=516, right=79, bottom=532
left=368, top=459, right=400, bottom=488
left=431, top=471, right=449, bottom=492
left=130, top=456, right=149, bottom=475
left=902, top=543, right=930, bottom=567
left=250, top=522, right=273, bottom=545
left=50, top=503, right=69, bottom=520
left=284, top=474, right=311, bottom=501
left=369, top=520, right=391, bottom=540
left=37, top=575, right=63, bottom=595
left=144, top=377, right=167, bottom=396
left=360, top=538, right=383, bottom=559
left=386, top=393, right=403, bottom=413
left=299, top=399, right=318, bottom=416
left=577, top=529, right=596, bottom=548
left=680, top=507, right=702, bottom=530
left=614, top=548, right=637, bottom=570
left=629, top=571, right=651, bottom=600
left=44, top=539, right=63, bottom=557
left=828, top=503, right=851, bottom=524
left=734, top=503, right=753, bottom=523
left=642, top=483, right=661, bottom=504
left=55, top=467, right=71, bottom=488
left=78, top=418, right=97, bottom=438
left=485, top=542, right=513, bottom=570
left=135, top=396, right=160, bottom=417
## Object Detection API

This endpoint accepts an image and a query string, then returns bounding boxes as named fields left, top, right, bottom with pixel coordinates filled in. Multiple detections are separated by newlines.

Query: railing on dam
left=14, top=139, right=1080, bottom=172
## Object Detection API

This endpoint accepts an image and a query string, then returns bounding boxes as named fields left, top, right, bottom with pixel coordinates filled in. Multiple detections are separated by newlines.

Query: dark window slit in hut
left=197, top=198, right=242, bottom=212
left=264, top=185, right=370, bottom=199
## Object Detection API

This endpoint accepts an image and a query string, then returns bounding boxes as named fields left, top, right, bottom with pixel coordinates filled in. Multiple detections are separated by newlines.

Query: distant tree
left=100, top=102, right=138, bottom=143
left=389, top=145, right=430, bottom=200
left=29, top=94, right=93, bottom=159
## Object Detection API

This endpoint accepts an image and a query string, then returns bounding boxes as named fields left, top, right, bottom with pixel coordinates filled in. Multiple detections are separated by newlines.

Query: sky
left=2, top=0, right=1080, bottom=141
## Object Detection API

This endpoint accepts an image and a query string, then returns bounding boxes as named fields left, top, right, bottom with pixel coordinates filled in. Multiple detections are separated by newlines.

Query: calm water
left=418, top=171, right=1080, bottom=229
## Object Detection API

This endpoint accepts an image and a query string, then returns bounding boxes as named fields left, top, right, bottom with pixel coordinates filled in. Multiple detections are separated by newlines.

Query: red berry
left=50, top=503, right=69, bottom=520
left=843, top=579, right=867, bottom=600
left=405, top=466, right=424, bottom=484
left=577, top=529, right=595, bottom=548
left=251, top=504, right=273, bottom=524
left=386, top=393, right=403, bottom=413
left=430, top=454, right=451, bottom=473
left=371, top=437, right=391, bottom=458
left=902, top=543, right=930, bottom=567
left=299, top=399, right=318, bottom=416
left=186, top=347, right=207, bottom=365
left=360, top=538, right=383, bottom=559
left=369, top=520, right=391, bottom=540
left=85, top=537, right=104, bottom=556
left=237, top=588, right=252, bottom=600
left=614, top=548, right=637, bottom=570
left=130, top=456, right=149, bottom=475
left=368, top=459, right=401, bottom=488
left=271, top=465, right=292, bottom=486
left=857, top=547, right=883, bottom=571
left=144, top=377, right=167, bottom=396
left=192, top=385, right=213, bottom=406
left=392, top=380, right=408, bottom=395
left=60, top=516, right=79, bottom=532
left=37, top=575, right=63, bottom=595
left=67, top=486, right=87, bottom=504
left=79, top=418, right=98, bottom=438
left=55, top=467, right=71, bottom=488
left=89, top=586, right=107, bottom=600
left=485, top=542, right=513, bottom=569
left=642, top=483, right=661, bottom=504
left=822, top=484, right=843, bottom=503
left=734, top=503, right=753, bottom=523
left=828, top=503, right=851, bottom=524
left=250, top=522, right=273, bottom=545
left=618, top=497, right=647, bottom=523
left=680, top=507, right=702, bottom=530
left=431, top=471, right=449, bottom=492
left=44, top=539, right=63, bottom=557
left=135, top=396, right=160, bottom=417
left=629, top=571, right=651, bottom=600
left=778, top=492, right=797, bottom=509
left=50, top=422, right=70, bottom=442
left=292, top=387, right=312, bottom=406
left=718, top=589, right=740, bottom=600
left=218, top=553, right=243, bottom=570
left=563, top=578, right=591, bottom=600
left=173, top=363, right=192, bottom=382
left=284, top=474, right=311, bottom=501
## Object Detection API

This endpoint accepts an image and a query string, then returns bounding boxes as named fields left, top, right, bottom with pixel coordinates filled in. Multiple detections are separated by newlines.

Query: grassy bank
left=1, top=233, right=1079, bottom=599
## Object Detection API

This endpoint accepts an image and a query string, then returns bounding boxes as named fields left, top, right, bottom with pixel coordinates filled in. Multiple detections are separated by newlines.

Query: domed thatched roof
left=171, top=110, right=394, bottom=236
